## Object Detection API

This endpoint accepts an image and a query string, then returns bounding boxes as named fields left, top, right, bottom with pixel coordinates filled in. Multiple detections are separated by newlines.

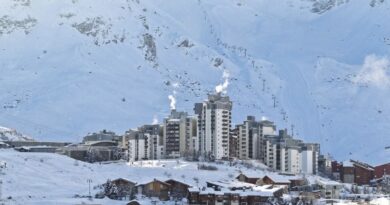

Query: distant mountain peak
left=0, top=126, right=34, bottom=141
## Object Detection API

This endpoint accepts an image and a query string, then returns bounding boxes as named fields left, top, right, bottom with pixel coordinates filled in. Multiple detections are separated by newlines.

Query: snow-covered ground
left=0, top=0, right=389, bottom=164
left=0, top=149, right=272, bottom=204
left=1, top=150, right=388, bottom=205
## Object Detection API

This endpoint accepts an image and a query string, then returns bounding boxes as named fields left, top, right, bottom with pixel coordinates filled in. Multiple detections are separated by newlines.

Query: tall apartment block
left=236, top=116, right=276, bottom=160
left=194, top=93, right=232, bottom=160
left=163, top=109, right=198, bottom=158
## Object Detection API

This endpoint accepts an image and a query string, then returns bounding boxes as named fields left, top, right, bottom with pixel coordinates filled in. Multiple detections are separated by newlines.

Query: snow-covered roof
left=136, top=178, right=171, bottom=186
left=111, top=178, right=137, bottom=184
left=207, top=180, right=255, bottom=189
left=188, top=187, right=201, bottom=192
left=196, top=186, right=277, bottom=197
left=252, top=185, right=285, bottom=196
left=315, top=179, right=342, bottom=187
left=238, top=172, right=264, bottom=179
left=264, top=174, right=295, bottom=183
left=343, top=160, right=354, bottom=167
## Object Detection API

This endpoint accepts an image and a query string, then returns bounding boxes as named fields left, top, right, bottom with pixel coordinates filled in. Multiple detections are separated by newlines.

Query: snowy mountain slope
left=0, top=0, right=389, bottom=164
left=0, top=126, right=33, bottom=141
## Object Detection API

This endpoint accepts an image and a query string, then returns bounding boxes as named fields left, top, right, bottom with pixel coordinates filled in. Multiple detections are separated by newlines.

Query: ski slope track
left=0, top=0, right=389, bottom=164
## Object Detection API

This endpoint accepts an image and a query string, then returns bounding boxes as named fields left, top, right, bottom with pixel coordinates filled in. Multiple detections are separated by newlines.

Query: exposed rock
left=0, top=15, right=37, bottom=36
left=142, top=33, right=157, bottom=62
left=72, top=17, right=125, bottom=45
left=213, top=58, right=223, bottom=67
left=178, top=39, right=194, bottom=48
left=370, top=0, right=385, bottom=7
left=309, top=0, right=349, bottom=14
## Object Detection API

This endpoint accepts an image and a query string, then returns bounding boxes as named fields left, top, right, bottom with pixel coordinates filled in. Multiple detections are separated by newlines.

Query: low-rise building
left=236, top=173, right=264, bottom=185
left=83, top=130, right=120, bottom=143
left=340, top=160, right=375, bottom=185
left=188, top=184, right=284, bottom=205
left=109, top=178, right=137, bottom=200
left=165, top=179, right=191, bottom=200
left=57, top=141, right=121, bottom=162
left=0, top=141, right=10, bottom=148
left=315, top=179, right=343, bottom=199
left=14, top=146, right=58, bottom=153
left=374, top=163, right=390, bottom=179
left=262, top=175, right=291, bottom=187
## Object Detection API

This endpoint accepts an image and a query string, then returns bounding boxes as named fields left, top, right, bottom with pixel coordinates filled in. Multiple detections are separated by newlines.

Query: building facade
left=163, top=110, right=197, bottom=158
left=194, top=93, right=232, bottom=160
left=262, top=129, right=320, bottom=174
left=236, top=116, right=276, bottom=160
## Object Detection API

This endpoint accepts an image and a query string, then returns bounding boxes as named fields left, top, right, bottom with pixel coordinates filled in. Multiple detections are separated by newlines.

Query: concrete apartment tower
left=263, top=129, right=320, bottom=174
left=236, top=116, right=276, bottom=160
left=163, top=109, right=198, bottom=158
left=194, top=93, right=232, bottom=160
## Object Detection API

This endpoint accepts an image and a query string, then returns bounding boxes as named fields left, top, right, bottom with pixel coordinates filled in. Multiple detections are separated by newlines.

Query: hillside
left=0, top=126, right=33, bottom=142
left=0, top=0, right=389, bottom=164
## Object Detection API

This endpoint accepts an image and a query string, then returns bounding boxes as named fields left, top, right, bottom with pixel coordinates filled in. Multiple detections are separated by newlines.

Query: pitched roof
left=237, top=172, right=265, bottom=179
left=165, top=179, right=191, bottom=187
left=112, top=178, right=137, bottom=184
left=139, top=178, right=171, bottom=186
left=207, top=180, right=255, bottom=189
left=263, top=174, right=292, bottom=184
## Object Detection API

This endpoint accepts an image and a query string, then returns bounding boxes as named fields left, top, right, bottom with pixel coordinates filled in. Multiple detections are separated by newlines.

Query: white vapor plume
left=168, top=83, right=178, bottom=110
left=152, top=115, right=159, bottom=125
left=354, top=54, right=390, bottom=88
left=168, top=94, right=176, bottom=110
left=215, top=70, right=230, bottom=94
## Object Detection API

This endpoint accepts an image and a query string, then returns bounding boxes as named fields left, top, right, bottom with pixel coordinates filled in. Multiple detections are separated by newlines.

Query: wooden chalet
left=165, top=179, right=191, bottom=200
left=236, top=173, right=264, bottom=185
left=111, top=178, right=137, bottom=200
left=137, top=179, right=171, bottom=201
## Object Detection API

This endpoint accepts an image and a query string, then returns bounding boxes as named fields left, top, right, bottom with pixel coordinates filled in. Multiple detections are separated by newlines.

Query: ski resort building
left=236, top=116, right=276, bottom=160
left=194, top=93, right=232, bottom=160
left=262, top=129, right=320, bottom=174
left=163, top=109, right=198, bottom=158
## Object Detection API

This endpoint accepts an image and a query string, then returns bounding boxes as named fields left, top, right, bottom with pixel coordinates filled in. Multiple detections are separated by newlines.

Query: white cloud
left=354, top=54, right=390, bottom=88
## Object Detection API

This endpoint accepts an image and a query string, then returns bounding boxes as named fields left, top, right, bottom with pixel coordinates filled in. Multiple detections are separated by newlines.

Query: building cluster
left=0, top=93, right=323, bottom=175
left=97, top=171, right=352, bottom=204
left=123, top=93, right=320, bottom=175
left=97, top=173, right=306, bottom=204
left=327, top=160, right=390, bottom=186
